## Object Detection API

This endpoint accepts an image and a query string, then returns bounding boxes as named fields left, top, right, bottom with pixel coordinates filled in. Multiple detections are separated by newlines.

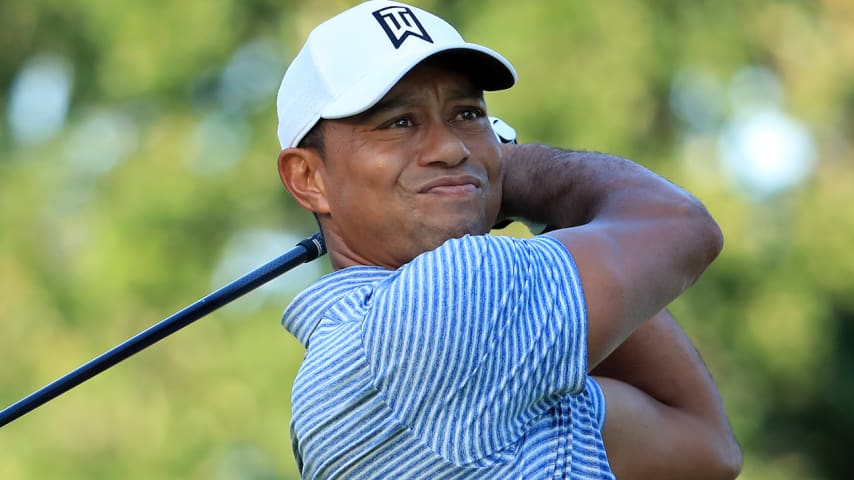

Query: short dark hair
left=297, top=120, right=326, bottom=157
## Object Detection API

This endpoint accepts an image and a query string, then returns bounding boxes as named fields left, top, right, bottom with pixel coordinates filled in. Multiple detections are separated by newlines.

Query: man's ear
left=277, top=147, right=330, bottom=214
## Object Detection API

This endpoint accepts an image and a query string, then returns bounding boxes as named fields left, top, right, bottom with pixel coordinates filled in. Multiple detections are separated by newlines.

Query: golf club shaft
left=0, top=232, right=325, bottom=428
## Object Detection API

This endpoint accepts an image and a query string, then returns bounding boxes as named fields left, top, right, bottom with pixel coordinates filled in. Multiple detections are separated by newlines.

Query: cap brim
left=321, top=43, right=516, bottom=120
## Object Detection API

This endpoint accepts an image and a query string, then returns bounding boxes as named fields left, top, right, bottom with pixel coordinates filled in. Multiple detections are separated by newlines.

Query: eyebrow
left=355, top=85, right=485, bottom=122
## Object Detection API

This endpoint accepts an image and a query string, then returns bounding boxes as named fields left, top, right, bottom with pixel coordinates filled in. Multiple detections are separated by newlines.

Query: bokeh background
left=1, top=0, right=852, bottom=478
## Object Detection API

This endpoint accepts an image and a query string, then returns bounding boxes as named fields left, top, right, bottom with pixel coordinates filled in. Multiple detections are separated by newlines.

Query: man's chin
left=420, top=221, right=490, bottom=248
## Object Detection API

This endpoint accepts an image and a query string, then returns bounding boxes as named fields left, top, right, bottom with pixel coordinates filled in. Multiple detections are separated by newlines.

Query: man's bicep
left=546, top=215, right=700, bottom=370
left=546, top=225, right=637, bottom=370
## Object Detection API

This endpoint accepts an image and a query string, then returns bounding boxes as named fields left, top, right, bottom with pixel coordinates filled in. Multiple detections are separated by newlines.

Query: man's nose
left=416, top=120, right=470, bottom=168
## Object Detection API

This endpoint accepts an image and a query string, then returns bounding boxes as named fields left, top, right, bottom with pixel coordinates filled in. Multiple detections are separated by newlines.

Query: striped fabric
left=281, top=234, right=614, bottom=479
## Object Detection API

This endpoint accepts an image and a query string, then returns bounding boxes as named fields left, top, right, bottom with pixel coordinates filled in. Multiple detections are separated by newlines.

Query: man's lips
left=418, top=175, right=482, bottom=195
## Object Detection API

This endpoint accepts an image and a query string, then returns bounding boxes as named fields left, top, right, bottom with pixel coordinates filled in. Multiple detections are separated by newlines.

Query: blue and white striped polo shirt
left=282, top=234, right=614, bottom=479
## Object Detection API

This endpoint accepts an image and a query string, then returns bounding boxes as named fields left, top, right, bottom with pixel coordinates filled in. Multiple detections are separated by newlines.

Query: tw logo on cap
left=373, top=6, right=433, bottom=49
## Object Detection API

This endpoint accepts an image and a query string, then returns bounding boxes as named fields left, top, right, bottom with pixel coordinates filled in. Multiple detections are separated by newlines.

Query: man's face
left=315, top=60, right=503, bottom=269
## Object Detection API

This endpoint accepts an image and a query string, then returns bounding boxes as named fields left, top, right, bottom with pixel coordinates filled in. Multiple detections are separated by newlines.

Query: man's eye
left=455, top=109, right=485, bottom=121
left=386, top=117, right=413, bottom=128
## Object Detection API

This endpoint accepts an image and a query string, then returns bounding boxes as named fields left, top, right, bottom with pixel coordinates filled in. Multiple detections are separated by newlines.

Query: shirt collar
left=281, top=265, right=392, bottom=347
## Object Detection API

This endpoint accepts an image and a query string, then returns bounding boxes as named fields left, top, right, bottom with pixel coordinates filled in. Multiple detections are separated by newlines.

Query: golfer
left=275, top=1, right=741, bottom=478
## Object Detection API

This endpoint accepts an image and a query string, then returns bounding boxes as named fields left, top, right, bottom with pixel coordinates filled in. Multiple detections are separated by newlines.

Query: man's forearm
left=499, top=144, right=712, bottom=234
left=592, top=309, right=742, bottom=473
left=591, top=310, right=721, bottom=411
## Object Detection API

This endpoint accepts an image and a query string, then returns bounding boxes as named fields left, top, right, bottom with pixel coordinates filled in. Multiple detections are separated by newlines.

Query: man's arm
left=499, top=144, right=737, bottom=477
left=592, top=309, right=742, bottom=479
left=500, top=144, right=723, bottom=368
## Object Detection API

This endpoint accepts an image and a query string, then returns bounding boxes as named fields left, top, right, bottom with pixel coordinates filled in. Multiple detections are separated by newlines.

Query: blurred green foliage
left=1, top=0, right=852, bottom=478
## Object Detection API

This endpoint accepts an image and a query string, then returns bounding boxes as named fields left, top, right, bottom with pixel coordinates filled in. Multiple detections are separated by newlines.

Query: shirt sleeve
left=586, top=377, right=608, bottom=432
left=360, top=234, right=588, bottom=466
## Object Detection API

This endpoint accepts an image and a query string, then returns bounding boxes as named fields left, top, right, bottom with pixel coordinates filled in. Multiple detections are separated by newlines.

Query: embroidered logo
left=373, top=6, right=433, bottom=49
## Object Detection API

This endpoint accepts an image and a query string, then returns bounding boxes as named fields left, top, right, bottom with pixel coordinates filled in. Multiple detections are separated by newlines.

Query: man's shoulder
left=409, top=233, right=569, bottom=267
left=396, top=234, right=577, bottom=292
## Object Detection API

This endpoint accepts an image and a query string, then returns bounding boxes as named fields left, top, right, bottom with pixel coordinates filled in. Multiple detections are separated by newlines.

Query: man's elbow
left=677, top=198, right=724, bottom=285
left=721, top=439, right=743, bottom=479
left=699, top=205, right=724, bottom=267
left=708, top=430, right=743, bottom=479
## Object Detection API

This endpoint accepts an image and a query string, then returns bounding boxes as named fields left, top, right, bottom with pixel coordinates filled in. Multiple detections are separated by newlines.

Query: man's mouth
left=419, top=175, right=482, bottom=195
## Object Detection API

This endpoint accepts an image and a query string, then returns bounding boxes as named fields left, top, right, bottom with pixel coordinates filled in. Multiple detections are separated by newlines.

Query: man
left=275, top=1, right=741, bottom=478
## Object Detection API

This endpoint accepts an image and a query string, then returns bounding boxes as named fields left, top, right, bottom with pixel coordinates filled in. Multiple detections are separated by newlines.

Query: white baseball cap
left=276, top=0, right=517, bottom=149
